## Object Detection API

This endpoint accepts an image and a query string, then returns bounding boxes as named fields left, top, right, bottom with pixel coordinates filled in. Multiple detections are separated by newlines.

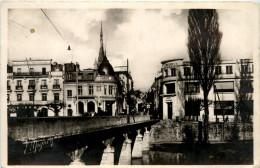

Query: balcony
left=13, top=72, right=49, bottom=77
left=47, top=100, right=63, bottom=104
left=95, top=75, right=116, bottom=83
left=52, top=85, right=60, bottom=90
left=40, top=85, right=48, bottom=90
left=28, top=85, right=36, bottom=90
left=15, top=86, right=23, bottom=91
left=54, top=100, right=62, bottom=104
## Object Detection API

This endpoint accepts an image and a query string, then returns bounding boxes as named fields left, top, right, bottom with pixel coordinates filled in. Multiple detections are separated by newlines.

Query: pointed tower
left=104, top=43, right=107, bottom=56
left=96, top=22, right=114, bottom=76
left=97, top=22, right=106, bottom=67
left=94, top=58, right=98, bottom=69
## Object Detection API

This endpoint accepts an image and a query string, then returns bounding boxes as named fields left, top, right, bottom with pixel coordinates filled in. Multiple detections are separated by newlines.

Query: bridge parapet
left=8, top=115, right=151, bottom=143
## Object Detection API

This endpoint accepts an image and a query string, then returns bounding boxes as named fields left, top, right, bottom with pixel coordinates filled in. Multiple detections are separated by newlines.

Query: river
left=9, top=140, right=253, bottom=165
left=132, top=141, right=253, bottom=165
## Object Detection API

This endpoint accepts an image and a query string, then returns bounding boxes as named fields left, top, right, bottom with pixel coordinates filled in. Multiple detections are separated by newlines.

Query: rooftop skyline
left=8, top=9, right=253, bottom=91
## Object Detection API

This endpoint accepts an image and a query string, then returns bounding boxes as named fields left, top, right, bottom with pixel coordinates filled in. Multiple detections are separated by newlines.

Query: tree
left=127, top=89, right=144, bottom=114
left=234, top=59, right=253, bottom=140
left=188, top=9, right=222, bottom=143
left=47, top=102, right=64, bottom=117
left=177, top=67, right=203, bottom=121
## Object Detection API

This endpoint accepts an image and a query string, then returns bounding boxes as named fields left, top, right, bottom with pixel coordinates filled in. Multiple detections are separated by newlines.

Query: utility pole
left=127, top=59, right=130, bottom=123
left=76, top=62, right=79, bottom=116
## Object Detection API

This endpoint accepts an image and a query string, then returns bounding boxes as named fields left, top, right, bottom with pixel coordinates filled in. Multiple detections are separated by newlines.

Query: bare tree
left=188, top=9, right=222, bottom=143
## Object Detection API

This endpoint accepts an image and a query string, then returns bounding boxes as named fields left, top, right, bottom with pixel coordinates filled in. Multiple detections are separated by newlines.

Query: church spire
left=104, top=43, right=106, bottom=56
left=94, top=58, right=98, bottom=69
left=97, top=22, right=106, bottom=67
left=100, top=22, right=103, bottom=45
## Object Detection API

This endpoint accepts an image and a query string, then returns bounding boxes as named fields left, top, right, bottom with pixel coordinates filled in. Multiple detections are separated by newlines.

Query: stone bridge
left=8, top=115, right=159, bottom=165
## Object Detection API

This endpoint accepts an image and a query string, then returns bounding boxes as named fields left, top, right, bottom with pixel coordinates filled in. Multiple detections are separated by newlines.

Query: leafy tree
left=134, top=90, right=142, bottom=99
left=188, top=9, right=222, bottom=143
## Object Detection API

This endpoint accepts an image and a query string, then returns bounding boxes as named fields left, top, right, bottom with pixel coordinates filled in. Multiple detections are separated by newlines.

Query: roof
left=97, top=59, right=115, bottom=76
left=12, top=59, right=52, bottom=62
left=161, top=58, right=184, bottom=64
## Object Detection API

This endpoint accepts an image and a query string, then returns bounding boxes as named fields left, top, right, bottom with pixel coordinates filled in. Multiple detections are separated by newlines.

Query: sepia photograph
left=1, top=1, right=259, bottom=167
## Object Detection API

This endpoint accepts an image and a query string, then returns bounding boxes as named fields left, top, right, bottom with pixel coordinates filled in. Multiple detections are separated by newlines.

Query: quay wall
left=150, top=120, right=253, bottom=143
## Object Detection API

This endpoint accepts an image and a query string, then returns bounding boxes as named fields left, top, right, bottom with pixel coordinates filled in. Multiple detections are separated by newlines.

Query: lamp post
left=127, top=59, right=130, bottom=123
left=76, top=62, right=79, bottom=116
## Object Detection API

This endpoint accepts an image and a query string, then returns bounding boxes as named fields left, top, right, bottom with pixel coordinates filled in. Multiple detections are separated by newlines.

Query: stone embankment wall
left=150, top=120, right=253, bottom=143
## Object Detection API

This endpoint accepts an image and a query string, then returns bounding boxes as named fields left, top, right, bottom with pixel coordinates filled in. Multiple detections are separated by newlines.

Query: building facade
left=114, top=66, right=134, bottom=114
left=153, top=58, right=253, bottom=122
left=7, top=59, right=64, bottom=117
left=63, top=24, right=121, bottom=116
left=7, top=24, right=131, bottom=118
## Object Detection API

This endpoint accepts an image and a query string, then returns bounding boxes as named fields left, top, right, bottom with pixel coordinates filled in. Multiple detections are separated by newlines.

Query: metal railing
left=47, top=100, right=63, bottom=104
left=15, top=86, right=23, bottom=90
left=13, top=72, right=49, bottom=76
left=52, top=85, right=60, bottom=89
left=40, top=85, right=48, bottom=89
left=28, top=85, right=35, bottom=90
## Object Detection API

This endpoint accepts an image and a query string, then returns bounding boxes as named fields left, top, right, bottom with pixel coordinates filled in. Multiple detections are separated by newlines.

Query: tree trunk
left=222, top=112, right=225, bottom=141
left=243, top=121, right=246, bottom=140
left=55, top=111, right=59, bottom=117
left=203, top=91, right=209, bottom=143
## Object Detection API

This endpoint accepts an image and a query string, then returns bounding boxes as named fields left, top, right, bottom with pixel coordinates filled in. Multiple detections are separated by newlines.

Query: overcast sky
left=8, top=9, right=253, bottom=91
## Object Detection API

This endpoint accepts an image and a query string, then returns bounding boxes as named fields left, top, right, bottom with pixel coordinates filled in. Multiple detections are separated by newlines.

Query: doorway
left=105, top=101, right=114, bottom=116
left=78, top=102, right=84, bottom=115
left=87, top=101, right=95, bottom=112
left=167, top=102, right=172, bottom=119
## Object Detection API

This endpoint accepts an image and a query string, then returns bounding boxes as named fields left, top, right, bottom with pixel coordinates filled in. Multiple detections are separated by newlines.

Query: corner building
left=7, top=59, right=64, bottom=117
left=158, top=58, right=253, bottom=122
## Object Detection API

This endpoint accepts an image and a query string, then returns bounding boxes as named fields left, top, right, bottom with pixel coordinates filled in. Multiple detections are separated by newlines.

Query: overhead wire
left=8, top=19, right=35, bottom=33
left=8, top=19, right=30, bottom=29
left=40, top=8, right=74, bottom=62
left=40, top=8, right=69, bottom=47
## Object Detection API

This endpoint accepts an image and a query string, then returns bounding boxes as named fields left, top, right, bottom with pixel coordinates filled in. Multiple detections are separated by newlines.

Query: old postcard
left=1, top=1, right=259, bottom=167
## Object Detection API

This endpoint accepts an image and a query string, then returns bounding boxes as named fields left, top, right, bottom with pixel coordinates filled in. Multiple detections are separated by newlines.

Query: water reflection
left=132, top=141, right=253, bottom=165
left=132, top=151, right=150, bottom=165
left=142, top=151, right=150, bottom=165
